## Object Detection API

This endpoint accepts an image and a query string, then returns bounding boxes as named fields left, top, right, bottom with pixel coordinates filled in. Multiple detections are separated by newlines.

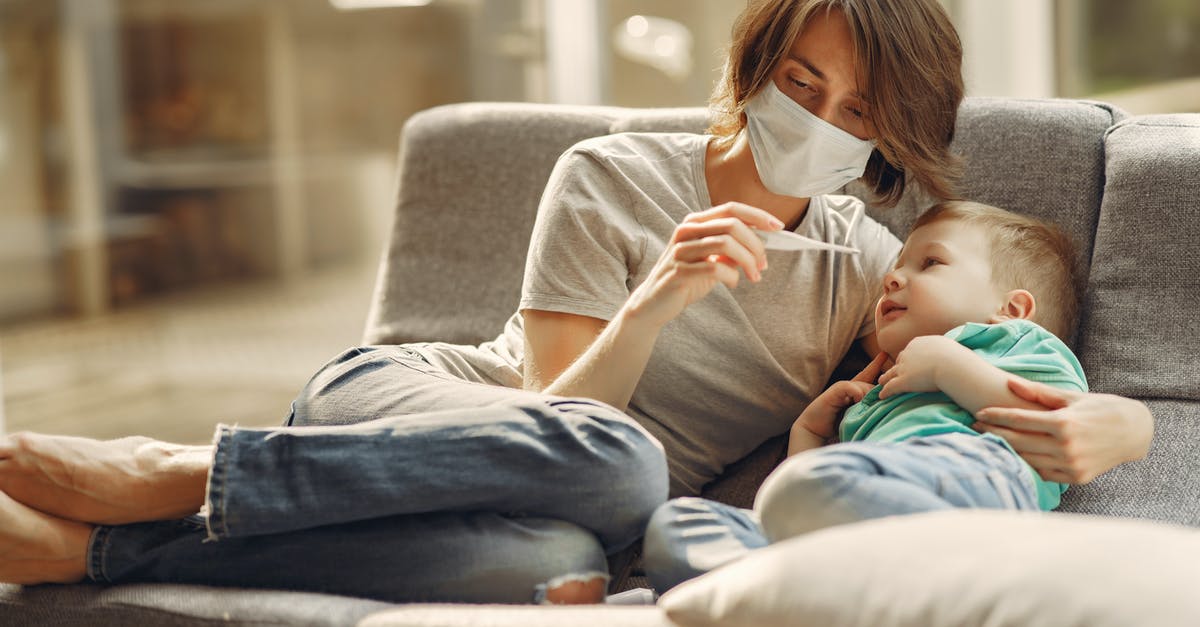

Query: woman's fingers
left=1006, top=377, right=1078, bottom=410
left=673, top=233, right=762, bottom=282
left=978, top=383, right=1151, bottom=486
left=676, top=217, right=768, bottom=281
left=629, top=202, right=783, bottom=327
left=1017, top=454, right=1084, bottom=482
left=974, top=405, right=1065, bottom=437
left=972, top=422, right=1065, bottom=456
left=674, top=259, right=742, bottom=290
left=676, top=202, right=786, bottom=275
left=974, top=425, right=1082, bottom=481
left=835, top=379, right=871, bottom=400
left=1036, top=467, right=1082, bottom=484
left=853, top=351, right=889, bottom=384
left=1016, top=453, right=1077, bottom=483
left=675, top=217, right=768, bottom=269
left=687, top=202, right=785, bottom=232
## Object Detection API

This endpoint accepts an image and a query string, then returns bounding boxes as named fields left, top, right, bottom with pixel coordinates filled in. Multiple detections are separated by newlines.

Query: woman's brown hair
left=710, top=0, right=964, bottom=206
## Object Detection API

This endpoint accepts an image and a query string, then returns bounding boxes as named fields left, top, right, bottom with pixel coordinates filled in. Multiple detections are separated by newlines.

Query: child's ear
left=990, top=289, right=1036, bottom=323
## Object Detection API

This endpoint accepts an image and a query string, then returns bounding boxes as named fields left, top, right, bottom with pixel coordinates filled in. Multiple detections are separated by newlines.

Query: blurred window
left=601, top=1, right=741, bottom=108
left=1057, top=0, right=1200, bottom=112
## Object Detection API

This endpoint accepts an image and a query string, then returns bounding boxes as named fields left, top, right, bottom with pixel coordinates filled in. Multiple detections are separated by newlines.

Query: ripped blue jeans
left=643, top=433, right=1039, bottom=592
left=85, top=346, right=669, bottom=603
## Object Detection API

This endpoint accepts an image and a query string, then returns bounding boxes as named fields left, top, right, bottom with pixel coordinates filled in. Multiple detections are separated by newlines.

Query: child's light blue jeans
left=643, top=432, right=1038, bottom=592
left=84, top=346, right=669, bottom=603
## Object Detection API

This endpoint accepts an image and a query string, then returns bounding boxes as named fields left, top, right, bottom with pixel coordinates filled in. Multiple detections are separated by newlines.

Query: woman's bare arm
left=521, top=310, right=606, bottom=392
left=521, top=202, right=784, bottom=410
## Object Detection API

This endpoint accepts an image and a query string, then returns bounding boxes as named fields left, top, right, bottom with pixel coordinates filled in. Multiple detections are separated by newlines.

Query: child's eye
left=847, top=106, right=864, bottom=119
left=921, top=257, right=941, bottom=269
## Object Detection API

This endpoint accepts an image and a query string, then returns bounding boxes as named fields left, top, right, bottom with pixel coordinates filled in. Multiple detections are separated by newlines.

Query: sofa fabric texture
left=2, top=99, right=1197, bottom=626
left=1078, top=114, right=1200, bottom=400
left=0, top=583, right=393, bottom=627
left=1060, top=115, right=1200, bottom=525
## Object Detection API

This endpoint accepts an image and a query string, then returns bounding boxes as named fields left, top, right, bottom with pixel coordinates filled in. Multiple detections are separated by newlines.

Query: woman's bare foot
left=0, top=490, right=92, bottom=584
left=0, top=432, right=210, bottom=525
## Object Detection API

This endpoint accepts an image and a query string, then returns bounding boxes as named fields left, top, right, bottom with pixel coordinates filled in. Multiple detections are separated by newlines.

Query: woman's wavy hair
left=710, top=0, right=964, bottom=206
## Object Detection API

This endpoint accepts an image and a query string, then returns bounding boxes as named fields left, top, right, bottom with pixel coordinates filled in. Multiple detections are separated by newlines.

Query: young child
left=643, top=200, right=1086, bottom=592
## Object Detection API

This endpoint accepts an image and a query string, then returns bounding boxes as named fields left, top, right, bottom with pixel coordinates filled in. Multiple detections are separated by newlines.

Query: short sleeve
left=519, top=143, right=645, bottom=322
left=849, top=212, right=903, bottom=340
left=953, top=321, right=1089, bottom=392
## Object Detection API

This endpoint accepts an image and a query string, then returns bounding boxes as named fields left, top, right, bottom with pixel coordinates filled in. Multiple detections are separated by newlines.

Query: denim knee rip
left=532, top=571, right=611, bottom=604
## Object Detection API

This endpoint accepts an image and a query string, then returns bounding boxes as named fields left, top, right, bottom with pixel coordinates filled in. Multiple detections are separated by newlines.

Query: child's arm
left=788, top=352, right=888, bottom=457
left=877, top=335, right=1047, bottom=415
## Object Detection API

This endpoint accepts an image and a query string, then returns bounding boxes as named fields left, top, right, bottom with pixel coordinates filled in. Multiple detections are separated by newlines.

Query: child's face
left=875, top=219, right=1008, bottom=356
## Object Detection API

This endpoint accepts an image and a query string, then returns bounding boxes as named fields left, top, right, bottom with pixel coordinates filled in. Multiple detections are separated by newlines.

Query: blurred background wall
left=0, top=0, right=1195, bottom=439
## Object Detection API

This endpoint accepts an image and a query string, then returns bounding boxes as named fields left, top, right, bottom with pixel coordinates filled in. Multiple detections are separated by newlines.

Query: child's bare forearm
left=935, top=343, right=1046, bottom=415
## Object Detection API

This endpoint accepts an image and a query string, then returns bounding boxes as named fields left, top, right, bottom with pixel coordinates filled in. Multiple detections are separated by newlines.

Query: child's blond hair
left=912, top=201, right=1080, bottom=339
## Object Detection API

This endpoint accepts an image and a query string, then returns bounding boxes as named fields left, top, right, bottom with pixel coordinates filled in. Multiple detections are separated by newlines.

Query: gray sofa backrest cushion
left=848, top=98, right=1123, bottom=341
left=1077, top=114, right=1200, bottom=400
left=1054, top=114, right=1200, bottom=525
left=364, top=103, right=636, bottom=345
left=1056, top=114, right=1200, bottom=525
left=364, top=98, right=1122, bottom=350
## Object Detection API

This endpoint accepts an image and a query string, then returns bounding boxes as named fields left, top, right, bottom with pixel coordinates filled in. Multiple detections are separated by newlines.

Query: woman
left=0, top=0, right=1151, bottom=604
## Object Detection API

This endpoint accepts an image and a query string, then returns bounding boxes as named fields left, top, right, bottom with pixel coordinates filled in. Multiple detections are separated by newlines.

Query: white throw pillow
left=658, top=509, right=1200, bottom=627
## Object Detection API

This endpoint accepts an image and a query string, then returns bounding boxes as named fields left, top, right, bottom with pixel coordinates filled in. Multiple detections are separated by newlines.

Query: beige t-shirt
left=418, top=132, right=901, bottom=496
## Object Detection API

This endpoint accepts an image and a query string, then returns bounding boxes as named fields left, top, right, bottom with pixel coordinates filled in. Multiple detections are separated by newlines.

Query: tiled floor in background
left=0, top=261, right=378, bottom=444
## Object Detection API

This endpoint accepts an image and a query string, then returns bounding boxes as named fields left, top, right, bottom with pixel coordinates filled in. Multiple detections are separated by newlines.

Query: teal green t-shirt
left=837, top=319, right=1088, bottom=510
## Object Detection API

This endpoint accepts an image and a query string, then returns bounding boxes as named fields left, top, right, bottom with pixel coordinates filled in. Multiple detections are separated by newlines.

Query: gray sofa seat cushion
left=1060, top=399, right=1200, bottom=524
left=0, top=582, right=392, bottom=627
left=1077, top=114, right=1200, bottom=400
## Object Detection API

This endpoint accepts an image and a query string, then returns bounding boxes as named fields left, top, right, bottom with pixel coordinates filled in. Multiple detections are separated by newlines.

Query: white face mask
left=744, top=81, right=876, bottom=198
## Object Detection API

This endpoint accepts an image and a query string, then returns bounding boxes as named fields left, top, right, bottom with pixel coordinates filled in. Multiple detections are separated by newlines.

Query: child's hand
left=791, top=352, right=888, bottom=440
left=878, top=335, right=962, bottom=398
left=794, top=380, right=876, bottom=438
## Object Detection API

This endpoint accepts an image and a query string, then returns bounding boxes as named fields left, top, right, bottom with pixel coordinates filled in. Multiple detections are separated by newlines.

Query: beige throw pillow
left=659, top=509, right=1200, bottom=627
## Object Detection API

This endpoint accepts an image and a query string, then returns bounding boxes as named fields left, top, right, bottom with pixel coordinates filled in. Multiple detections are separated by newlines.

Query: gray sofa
left=2, top=98, right=1198, bottom=625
